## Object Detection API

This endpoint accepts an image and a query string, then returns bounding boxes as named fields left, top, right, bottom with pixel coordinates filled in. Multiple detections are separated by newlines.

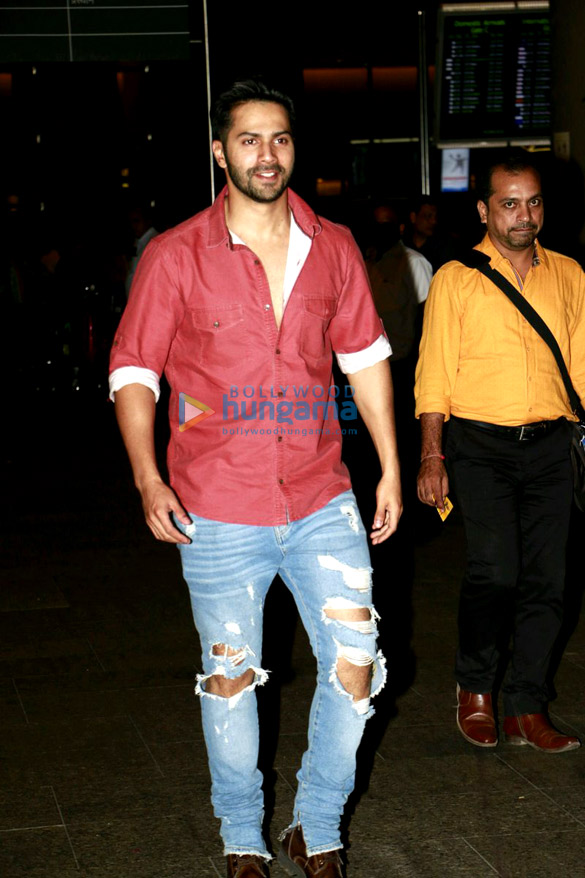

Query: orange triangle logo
left=179, top=393, right=215, bottom=431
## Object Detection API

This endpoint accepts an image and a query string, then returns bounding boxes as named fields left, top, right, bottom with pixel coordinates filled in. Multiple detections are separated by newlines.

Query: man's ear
left=477, top=200, right=488, bottom=224
left=212, top=140, right=227, bottom=169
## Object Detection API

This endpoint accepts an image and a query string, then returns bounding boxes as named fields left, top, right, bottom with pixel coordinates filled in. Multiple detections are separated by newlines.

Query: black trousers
left=446, top=417, right=573, bottom=716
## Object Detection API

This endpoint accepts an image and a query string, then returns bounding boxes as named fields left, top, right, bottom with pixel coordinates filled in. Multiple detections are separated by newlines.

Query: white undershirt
left=109, top=212, right=391, bottom=401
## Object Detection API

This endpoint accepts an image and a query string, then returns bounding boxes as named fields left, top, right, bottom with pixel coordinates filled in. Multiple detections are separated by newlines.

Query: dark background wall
left=1, top=0, right=584, bottom=406
left=2, top=0, right=582, bottom=241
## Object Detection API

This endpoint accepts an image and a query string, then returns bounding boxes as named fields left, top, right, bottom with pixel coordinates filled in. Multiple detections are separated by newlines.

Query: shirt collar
left=206, top=185, right=322, bottom=249
left=476, top=233, right=544, bottom=270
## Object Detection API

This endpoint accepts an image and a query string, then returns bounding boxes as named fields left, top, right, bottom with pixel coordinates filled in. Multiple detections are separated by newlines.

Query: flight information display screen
left=0, top=0, right=191, bottom=62
left=435, top=3, right=551, bottom=145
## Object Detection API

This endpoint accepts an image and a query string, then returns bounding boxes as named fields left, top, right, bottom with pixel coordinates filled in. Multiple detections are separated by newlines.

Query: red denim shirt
left=110, top=187, right=386, bottom=525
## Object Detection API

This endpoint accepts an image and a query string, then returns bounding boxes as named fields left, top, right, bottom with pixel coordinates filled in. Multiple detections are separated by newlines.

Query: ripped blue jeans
left=177, top=490, right=385, bottom=858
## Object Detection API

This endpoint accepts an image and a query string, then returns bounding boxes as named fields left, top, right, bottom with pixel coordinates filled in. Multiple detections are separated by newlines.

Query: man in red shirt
left=110, top=80, right=401, bottom=878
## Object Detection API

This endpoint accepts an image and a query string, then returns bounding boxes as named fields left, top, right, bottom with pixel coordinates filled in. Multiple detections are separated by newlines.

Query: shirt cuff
left=336, top=333, right=392, bottom=375
left=109, top=366, right=161, bottom=402
left=414, top=397, right=451, bottom=420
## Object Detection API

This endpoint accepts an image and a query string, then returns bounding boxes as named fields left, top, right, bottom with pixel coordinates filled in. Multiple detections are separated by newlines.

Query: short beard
left=503, top=224, right=539, bottom=250
left=224, top=152, right=292, bottom=204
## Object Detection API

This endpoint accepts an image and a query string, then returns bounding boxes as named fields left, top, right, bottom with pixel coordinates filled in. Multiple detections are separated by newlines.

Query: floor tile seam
left=494, top=750, right=585, bottom=825
left=548, top=711, right=584, bottom=735
left=507, top=781, right=585, bottom=830
left=369, top=828, right=585, bottom=854
left=352, top=785, right=567, bottom=806
left=559, top=657, right=585, bottom=671
left=0, top=823, right=66, bottom=833
left=62, top=814, right=208, bottom=835
left=404, top=685, right=426, bottom=699
left=275, top=767, right=296, bottom=794
left=49, top=785, right=80, bottom=869
left=451, top=826, right=585, bottom=841
left=127, top=713, right=166, bottom=777
left=84, top=638, right=108, bottom=673
left=459, top=836, right=502, bottom=875
left=63, top=811, right=202, bottom=828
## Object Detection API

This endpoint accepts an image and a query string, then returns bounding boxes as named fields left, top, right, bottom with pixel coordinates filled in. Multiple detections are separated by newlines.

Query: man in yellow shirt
left=415, top=155, right=584, bottom=753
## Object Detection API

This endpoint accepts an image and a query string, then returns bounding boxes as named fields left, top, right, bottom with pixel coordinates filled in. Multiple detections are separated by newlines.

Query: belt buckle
left=518, top=425, right=532, bottom=441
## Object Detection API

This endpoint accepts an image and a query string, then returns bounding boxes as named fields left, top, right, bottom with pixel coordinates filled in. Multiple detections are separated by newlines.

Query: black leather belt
left=452, top=416, right=565, bottom=442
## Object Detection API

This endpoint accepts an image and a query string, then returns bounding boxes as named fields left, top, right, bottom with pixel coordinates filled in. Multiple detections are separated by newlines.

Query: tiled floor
left=1, top=398, right=584, bottom=877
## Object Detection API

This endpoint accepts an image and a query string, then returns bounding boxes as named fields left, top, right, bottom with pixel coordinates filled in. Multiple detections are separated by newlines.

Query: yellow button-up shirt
left=415, top=235, right=585, bottom=426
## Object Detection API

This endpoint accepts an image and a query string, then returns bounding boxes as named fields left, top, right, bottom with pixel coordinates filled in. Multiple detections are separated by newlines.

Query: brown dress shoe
left=456, top=684, right=497, bottom=747
left=226, top=853, right=270, bottom=878
left=278, top=825, right=343, bottom=877
left=503, top=713, right=581, bottom=753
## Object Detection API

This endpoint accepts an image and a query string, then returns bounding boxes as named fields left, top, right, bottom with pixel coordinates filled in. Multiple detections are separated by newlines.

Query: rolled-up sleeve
left=109, top=238, right=186, bottom=380
left=329, top=232, right=389, bottom=356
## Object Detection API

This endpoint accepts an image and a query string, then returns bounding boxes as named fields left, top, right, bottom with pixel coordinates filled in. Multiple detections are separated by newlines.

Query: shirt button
left=275, top=348, right=281, bottom=355
left=277, top=436, right=283, bottom=442
left=277, top=391, right=283, bottom=397
left=264, top=303, right=271, bottom=310
left=213, top=320, right=220, bottom=328
left=254, top=259, right=260, bottom=265
left=279, top=478, right=284, bottom=484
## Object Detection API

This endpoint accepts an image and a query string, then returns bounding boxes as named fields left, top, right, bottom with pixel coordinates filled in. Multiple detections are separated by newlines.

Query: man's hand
left=370, top=473, right=403, bottom=544
left=346, top=360, right=403, bottom=545
left=139, top=478, right=192, bottom=544
left=417, top=458, right=449, bottom=512
left=417, top=412, right=448, bottom=511
left=114, top=384, right=192, bottom=544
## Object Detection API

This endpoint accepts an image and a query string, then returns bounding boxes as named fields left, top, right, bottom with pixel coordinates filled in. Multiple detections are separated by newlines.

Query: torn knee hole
left=323, top=598, right=378, bottom=634
left=210, top=642, right=251, bottom=669
left=335, top=653, right=374, bottom=705
left=195, top=664, right=269, bottom=705
left=325, top=607, right=369, bottom=622
left=317, top=555, right=372, bottom=592
left=205, top=668, right=255, bottom=697
left=212, top=642, right=245, bottom=661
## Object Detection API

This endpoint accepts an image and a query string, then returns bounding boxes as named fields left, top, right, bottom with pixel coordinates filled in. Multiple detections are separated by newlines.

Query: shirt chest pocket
left=188, top=304, right=249, bottom=370
left=301, top=296, right=337, bottom=363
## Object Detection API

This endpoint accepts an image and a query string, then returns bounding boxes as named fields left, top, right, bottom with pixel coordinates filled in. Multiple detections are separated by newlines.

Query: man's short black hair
left=211, top=79, right=296, bottom=145
left=478, top=152, right=542, bottom=206
left=408, top=194, right=438, bottom=216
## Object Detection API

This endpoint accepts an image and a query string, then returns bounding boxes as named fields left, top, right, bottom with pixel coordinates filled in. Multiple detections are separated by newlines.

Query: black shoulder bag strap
left=458, top=250, right=585, bottom=422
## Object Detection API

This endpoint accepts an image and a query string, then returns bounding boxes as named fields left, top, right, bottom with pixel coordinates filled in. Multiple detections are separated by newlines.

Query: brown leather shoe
left=456, top=684, right=497, bottom=747
left=503, top=713, right=581, bottom=753
left=226, top=853, right=270, bottom=878
left=278, top=825, right=343, bottom=877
